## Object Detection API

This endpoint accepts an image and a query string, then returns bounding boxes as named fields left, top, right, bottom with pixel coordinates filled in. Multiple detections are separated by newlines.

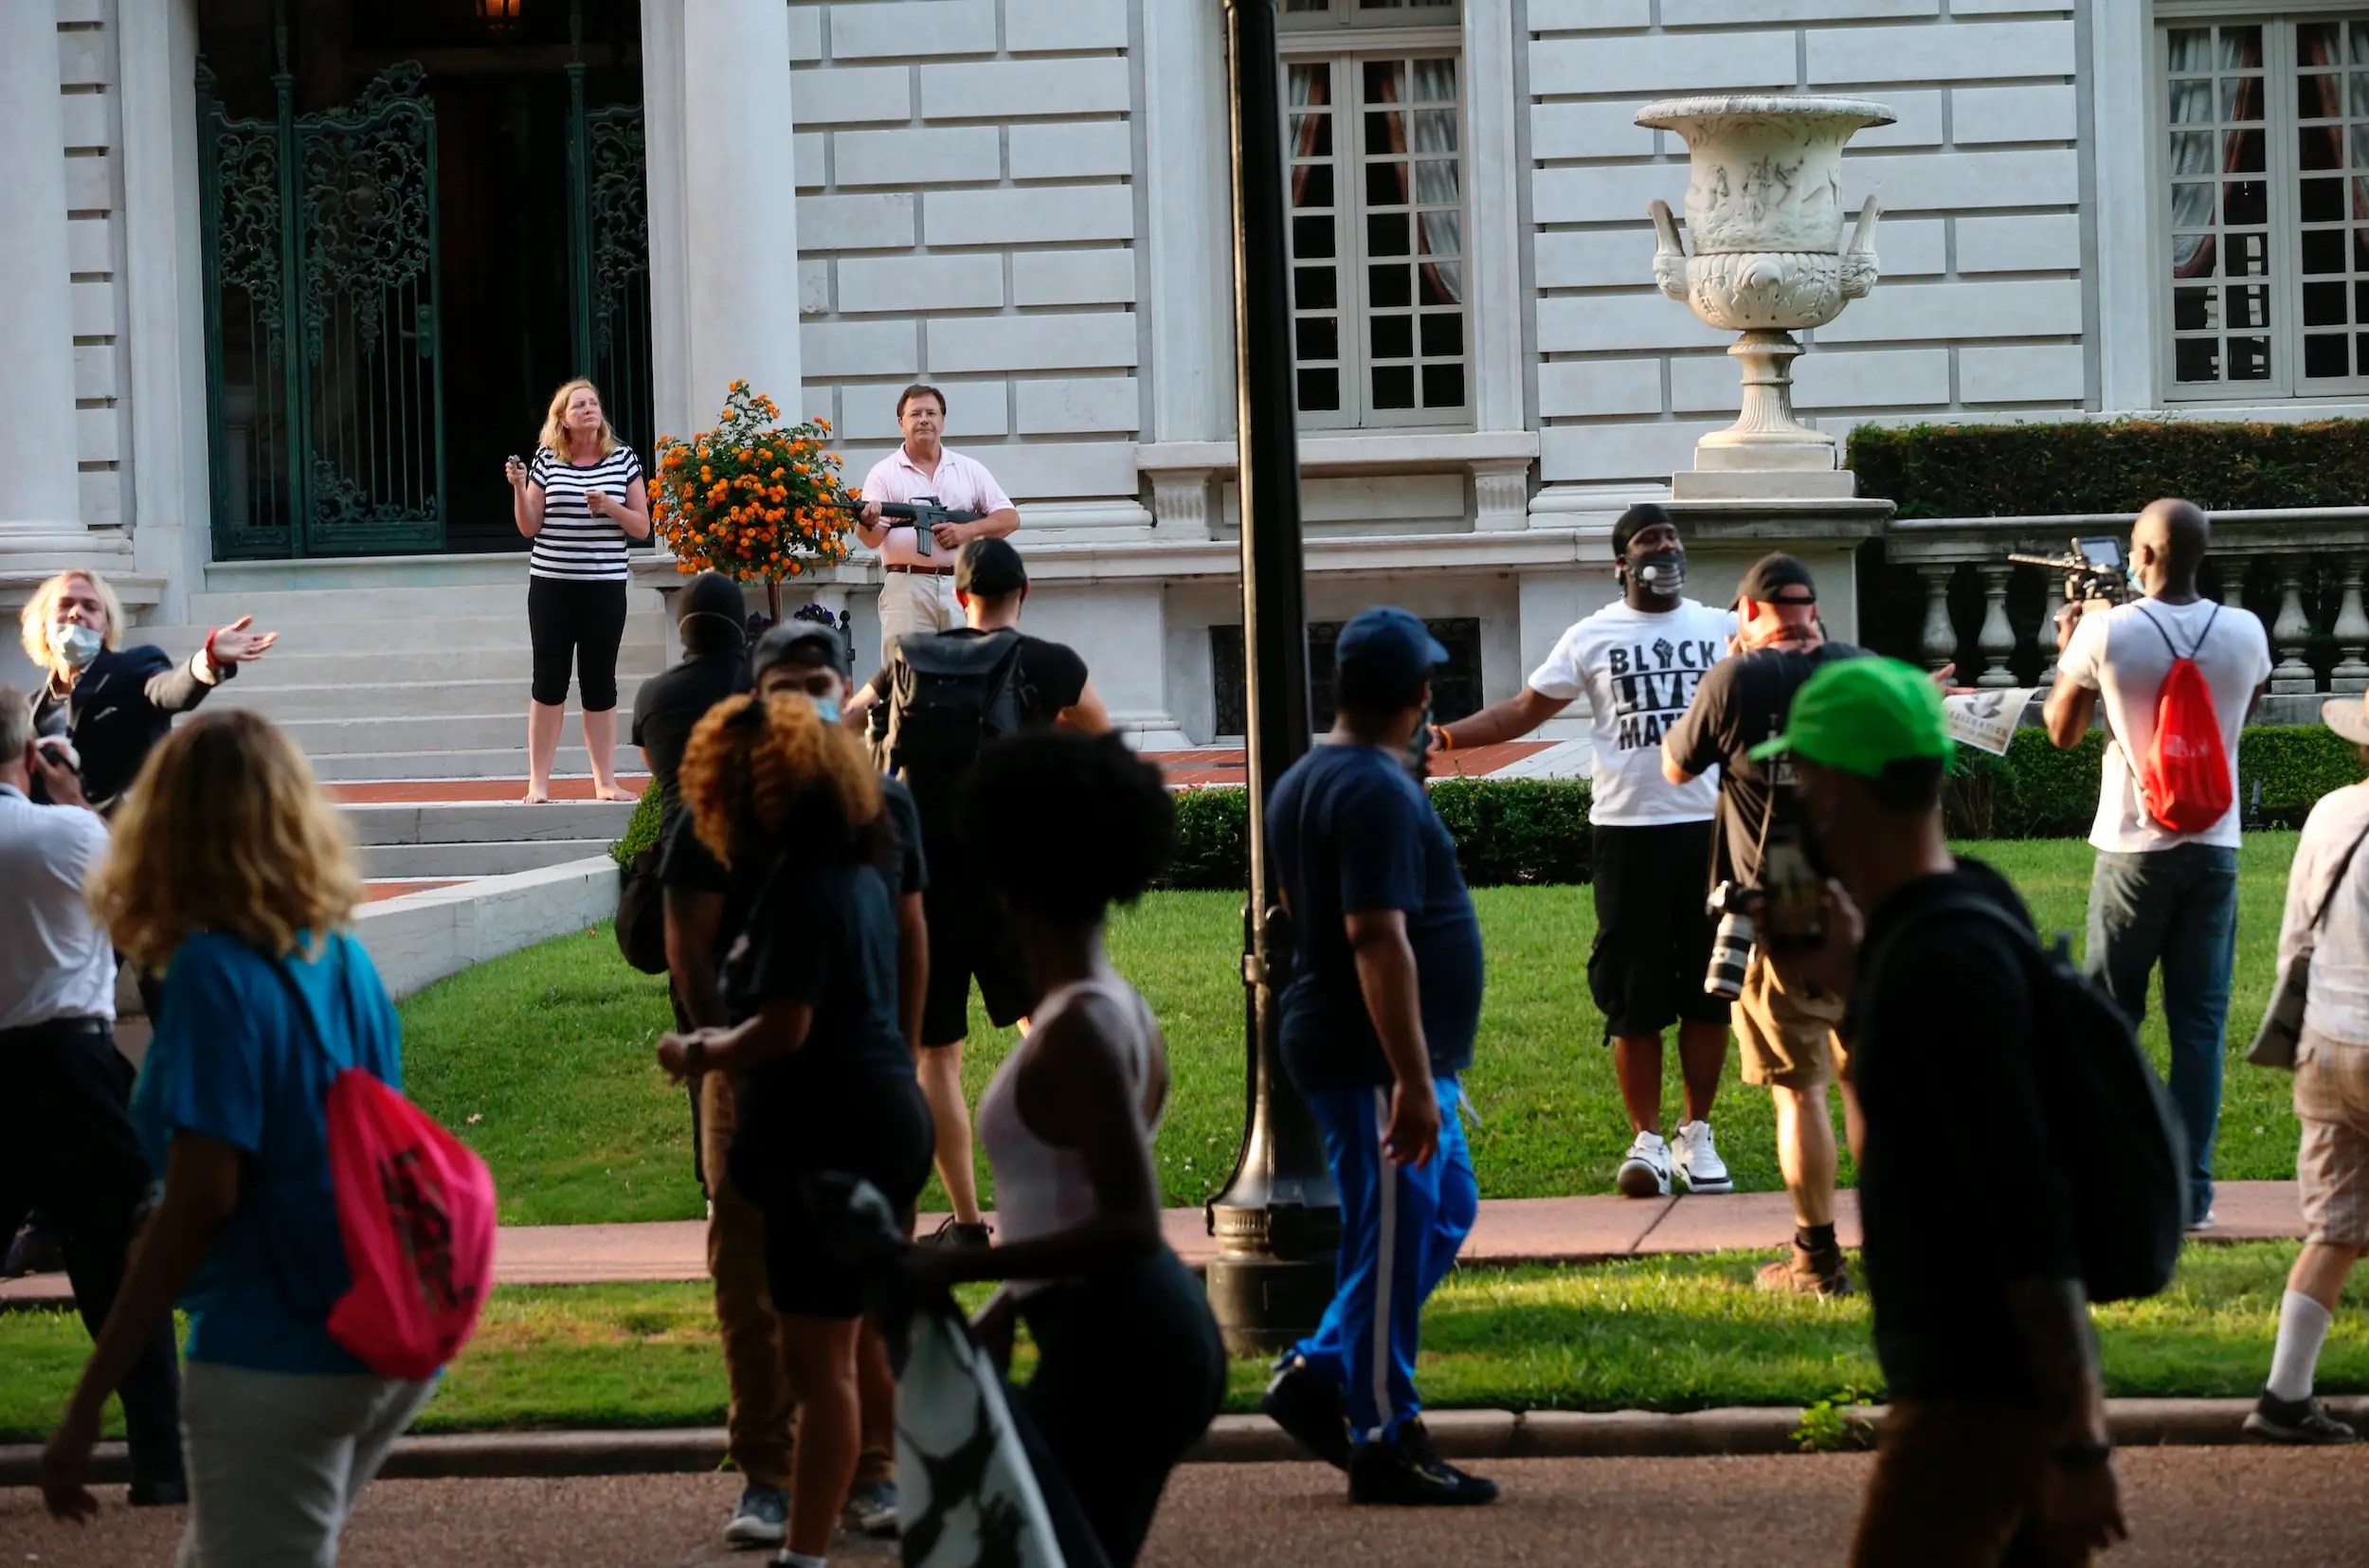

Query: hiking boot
left=1755, top=1240, right=1852, bottom=1297
left=844, top=1479, right=901, bottom=1538
left=723, top=1484, right=788, bottom=1546
left=1347, top=1420, right=1499, bottom=1506
left=1672, top=1120, right=1732, bottom=1195
left=1616, top=1131, right=1673, bottom=1199
left=919, top=1217, right=993, bottom=1251
left=2245, top=1390, right=2359, bottom=1446
left=1262, top=1354, right=1351, bottom=1470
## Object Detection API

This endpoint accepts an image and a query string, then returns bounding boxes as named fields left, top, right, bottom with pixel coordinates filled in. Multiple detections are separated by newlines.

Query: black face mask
left=1628, top=550, right=1687, bottom=598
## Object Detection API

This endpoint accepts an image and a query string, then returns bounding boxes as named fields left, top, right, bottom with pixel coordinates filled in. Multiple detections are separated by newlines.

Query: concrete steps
left=131, top=557, right=676, bottom=903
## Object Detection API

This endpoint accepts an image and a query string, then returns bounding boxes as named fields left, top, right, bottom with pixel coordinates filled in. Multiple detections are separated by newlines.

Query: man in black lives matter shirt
left=1438, top=504, right=1738, bottom=1202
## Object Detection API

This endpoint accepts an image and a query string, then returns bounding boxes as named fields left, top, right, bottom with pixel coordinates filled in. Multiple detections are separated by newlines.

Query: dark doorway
left=196, top=0, right=646, bottom=560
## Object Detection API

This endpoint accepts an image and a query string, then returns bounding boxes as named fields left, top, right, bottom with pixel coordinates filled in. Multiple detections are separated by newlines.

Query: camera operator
left=1750, top=660, right=2124, bottom=1566
left=0, top=687, right=186, bottom=1507
left=1436, top=504, right=1737, bottom=1200
left=1661, top=553, right=1868, bottom=1296
left=2044, top=498, right=2271, bottom=1229
left=855, top=385, right=1022, bottom=661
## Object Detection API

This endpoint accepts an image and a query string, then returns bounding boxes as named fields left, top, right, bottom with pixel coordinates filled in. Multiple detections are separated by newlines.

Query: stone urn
left=1636, top=95, right=1893, bottom=480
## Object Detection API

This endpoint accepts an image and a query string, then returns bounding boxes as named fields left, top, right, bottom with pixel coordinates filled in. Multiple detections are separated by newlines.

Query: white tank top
left=977, top=976, right=1163, bottom=1271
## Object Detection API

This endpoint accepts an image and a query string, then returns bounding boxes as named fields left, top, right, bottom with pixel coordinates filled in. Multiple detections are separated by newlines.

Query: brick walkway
left=0, top=1183, right=2306, bottom=1304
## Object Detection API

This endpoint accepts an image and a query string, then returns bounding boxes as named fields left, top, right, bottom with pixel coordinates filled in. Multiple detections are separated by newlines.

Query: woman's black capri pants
left=527, top=575, right=629, bottom=711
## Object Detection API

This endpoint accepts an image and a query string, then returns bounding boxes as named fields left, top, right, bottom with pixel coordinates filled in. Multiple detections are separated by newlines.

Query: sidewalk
left=0, top=1181, right=2306, bottom=1305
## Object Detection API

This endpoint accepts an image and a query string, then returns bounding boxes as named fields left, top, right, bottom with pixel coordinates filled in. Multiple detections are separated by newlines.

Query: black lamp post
left=1202, top=0, right=1343, bottom=1356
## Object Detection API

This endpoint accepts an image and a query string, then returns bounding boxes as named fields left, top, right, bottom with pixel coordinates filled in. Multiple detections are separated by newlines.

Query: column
left=0, top=1, right=98, bottom=568
left=2331, top=555, right=2369, bottom=694
left=1141, top=0, right=1232, bottom=445
left=1916, top=563, right=1959, bottom=674
left=645, top=0, right=804, bottom=442
left=2270, top=562, right=2318, bottom=695
left=1974, top=564, right=2019, bottom=688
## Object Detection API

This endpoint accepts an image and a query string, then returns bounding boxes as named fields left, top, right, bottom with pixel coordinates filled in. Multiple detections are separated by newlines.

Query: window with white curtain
left=1280, top=3, right=1470, bottom=428
left=2163, top=16, right=2369, bottom=396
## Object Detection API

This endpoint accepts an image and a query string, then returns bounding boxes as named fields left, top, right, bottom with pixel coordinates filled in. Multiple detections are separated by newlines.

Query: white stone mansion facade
left=1, top=0, right=2358, bottom=749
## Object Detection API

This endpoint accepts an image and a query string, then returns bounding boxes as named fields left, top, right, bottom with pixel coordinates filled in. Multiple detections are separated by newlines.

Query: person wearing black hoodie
left=632, top=571, right=753, bottom=839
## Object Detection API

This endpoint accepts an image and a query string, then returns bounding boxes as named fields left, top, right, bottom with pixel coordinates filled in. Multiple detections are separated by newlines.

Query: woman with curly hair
left=907, top=728, right=1225, bottom=1566
left=658, top=691, right=933, bottom=1568
left=39, top=710, right=433, bottom=1561
left=504, top=377, right=650, bottom=804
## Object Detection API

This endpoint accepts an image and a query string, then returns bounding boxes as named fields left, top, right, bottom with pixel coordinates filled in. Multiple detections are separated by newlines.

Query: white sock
left=2267, top=1290, right=2334, bottom=1401
left=775, top=1553, right=826, bottom=1568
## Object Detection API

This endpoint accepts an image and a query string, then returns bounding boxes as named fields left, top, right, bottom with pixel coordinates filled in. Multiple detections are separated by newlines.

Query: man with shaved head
left=2045, top=497, right=2272, bottom=1229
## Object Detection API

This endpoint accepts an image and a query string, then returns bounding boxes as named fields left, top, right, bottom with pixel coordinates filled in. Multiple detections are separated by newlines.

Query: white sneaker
left=1672, top=1120, right=1733, bottom=1195
left=1616, top=1131, right=1673, bottom=1199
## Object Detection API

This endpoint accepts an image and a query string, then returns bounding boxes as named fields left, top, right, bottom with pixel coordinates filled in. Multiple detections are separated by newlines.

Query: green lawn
left=395, top=835, right=2303, bottom=1228
left=4, top=1241, right=2357, bottom=1442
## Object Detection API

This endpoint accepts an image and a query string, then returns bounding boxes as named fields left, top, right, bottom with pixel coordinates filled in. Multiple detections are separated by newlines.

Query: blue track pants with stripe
left=1290, top=1076, right=1478, bottom=1444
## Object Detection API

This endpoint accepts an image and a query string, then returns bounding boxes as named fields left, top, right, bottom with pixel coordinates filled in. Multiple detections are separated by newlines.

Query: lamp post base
left=1203, top=1251, right=1340, bottom=1357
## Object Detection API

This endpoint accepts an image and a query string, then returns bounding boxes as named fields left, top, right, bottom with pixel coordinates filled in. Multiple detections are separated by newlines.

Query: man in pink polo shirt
left=857, top=384, right=1022, bottom=659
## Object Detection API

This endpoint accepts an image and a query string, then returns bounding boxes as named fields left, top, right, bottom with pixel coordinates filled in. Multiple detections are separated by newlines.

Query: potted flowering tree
left=650, top=381, right=857, bottom=622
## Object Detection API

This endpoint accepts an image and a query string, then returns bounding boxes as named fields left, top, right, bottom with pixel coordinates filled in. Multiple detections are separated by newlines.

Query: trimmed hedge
left=1847, top=418, right=2369, bottom=519
left=615, top=729, right=2358, bottom=891
left=614, top=783, right=662, bottom=867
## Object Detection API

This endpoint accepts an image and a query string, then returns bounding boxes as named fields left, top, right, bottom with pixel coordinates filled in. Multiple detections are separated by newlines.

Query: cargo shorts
left=1734, top=946, right=1851, bottom=1091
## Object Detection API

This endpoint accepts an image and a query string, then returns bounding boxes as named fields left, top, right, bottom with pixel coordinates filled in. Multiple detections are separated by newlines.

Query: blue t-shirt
left=131, top=930, right=404, bottom=1375
left=1267, top=743, right=1484, bottom=1091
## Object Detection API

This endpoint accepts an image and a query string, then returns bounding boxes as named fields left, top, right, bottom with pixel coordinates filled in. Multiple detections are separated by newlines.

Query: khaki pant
left=877, top=569, right=957, bottom=662
left=699, top=1072, right=892, bottom=1490
left=1851, top=1398, right=2088, bottom=1568
left=2296, top=1028, right=2369, bottom=1246
left=1733, top=946, right=1851, bottom=1090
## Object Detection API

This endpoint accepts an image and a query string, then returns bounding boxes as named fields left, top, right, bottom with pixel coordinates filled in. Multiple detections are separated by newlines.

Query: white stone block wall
left=1529, top=0, right=2088, bottom=491
left=56, top=0, right=130, bottom=532
left=788, top=0, right=1145, bottom=520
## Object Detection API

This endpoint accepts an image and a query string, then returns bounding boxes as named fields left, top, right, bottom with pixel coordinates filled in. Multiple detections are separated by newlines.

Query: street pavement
left=8, top=1448, right=2367, bottom=1566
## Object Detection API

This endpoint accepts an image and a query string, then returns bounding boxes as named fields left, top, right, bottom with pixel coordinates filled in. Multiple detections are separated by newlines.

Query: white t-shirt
left=1527, top=598, right=1736, bottom=827
left=2055, top=596, right=2273, bottom=853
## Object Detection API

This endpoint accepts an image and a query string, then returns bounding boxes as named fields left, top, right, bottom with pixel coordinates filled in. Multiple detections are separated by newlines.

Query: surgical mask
left=1631, top=550, right=1688, bottom=597
left=1403, top=699, right=1435, bottom=781
left=810, top=694, right=841, bottom=727
left=47, top=622, right=102, bottom=670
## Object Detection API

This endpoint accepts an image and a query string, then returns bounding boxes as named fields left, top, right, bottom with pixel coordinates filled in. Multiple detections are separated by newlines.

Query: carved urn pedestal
left=1636, top=94, right=1894, bottom=503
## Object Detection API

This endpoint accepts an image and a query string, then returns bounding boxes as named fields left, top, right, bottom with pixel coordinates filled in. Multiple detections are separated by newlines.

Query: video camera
left=2007, top=535, right=2135, bottom=613
left=829, top=497, right=988, bottom=558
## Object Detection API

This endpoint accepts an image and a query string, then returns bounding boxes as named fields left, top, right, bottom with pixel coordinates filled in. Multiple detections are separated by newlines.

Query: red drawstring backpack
left=277, top=942, right=497, bottom=1381
left=2129, top=604, right=2233, bottom=837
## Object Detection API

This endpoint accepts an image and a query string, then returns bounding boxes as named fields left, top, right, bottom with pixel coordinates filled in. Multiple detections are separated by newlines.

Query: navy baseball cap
left=1334, top=607, right=1450, bottom=688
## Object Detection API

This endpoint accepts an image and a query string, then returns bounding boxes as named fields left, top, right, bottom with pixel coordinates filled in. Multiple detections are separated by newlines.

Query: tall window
left=1281, top=2, right=1469, bottom=427
left=2164, top=17, right=2369, bottom=396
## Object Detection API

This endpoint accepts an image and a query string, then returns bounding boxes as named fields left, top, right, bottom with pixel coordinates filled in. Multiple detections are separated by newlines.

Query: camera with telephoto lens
left=1703, top=881, right=1756, bottom=1000
left=2007, top=534, right=2136, bottom=616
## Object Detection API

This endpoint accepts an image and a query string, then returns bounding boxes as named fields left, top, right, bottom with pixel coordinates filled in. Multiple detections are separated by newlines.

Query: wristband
left=1431, top=724, right=1454, bottom=754
left=203, top=627, right=223, bottom=669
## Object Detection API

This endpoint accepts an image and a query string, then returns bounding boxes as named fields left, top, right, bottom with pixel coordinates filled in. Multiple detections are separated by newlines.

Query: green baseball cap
left=1748, top=657, right=1953, bottom=777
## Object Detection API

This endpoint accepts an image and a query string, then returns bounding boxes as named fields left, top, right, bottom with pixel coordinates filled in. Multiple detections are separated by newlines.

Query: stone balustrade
left=1877, top=510, right=2369, bottom=698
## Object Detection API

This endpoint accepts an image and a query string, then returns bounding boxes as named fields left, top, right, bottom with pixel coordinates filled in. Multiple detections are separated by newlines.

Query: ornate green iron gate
left=199, top=6, right=648, bottom=563
left=200, top=51, right=446, bottom=560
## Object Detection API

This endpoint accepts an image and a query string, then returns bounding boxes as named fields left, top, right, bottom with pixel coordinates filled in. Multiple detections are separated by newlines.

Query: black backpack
left=875, top=629, right=1030, bottom=830
left=1887, top=893, right=2188, bottom=1304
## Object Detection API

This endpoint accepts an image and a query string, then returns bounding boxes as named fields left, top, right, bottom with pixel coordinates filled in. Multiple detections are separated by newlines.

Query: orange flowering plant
left=651, top=381, right=856, bottom=603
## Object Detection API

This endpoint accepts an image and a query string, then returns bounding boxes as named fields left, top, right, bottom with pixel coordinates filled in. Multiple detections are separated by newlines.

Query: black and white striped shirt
left=529, top=444, right=643, bottom=583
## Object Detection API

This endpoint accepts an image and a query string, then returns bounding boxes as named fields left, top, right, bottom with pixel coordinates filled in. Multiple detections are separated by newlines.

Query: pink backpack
left=278, top=943, right=497, bottom=1381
